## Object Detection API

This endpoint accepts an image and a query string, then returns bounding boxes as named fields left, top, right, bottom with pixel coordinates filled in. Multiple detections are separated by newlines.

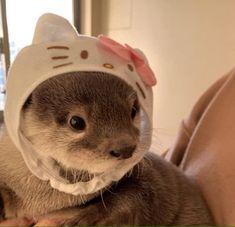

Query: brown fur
left=56, top=153, right=214, bottom=226
left=0, top=72, right=214, bottom=225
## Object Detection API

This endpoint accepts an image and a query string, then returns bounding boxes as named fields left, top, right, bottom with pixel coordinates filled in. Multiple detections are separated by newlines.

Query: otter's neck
left=0, top=125, right=100, bottom=217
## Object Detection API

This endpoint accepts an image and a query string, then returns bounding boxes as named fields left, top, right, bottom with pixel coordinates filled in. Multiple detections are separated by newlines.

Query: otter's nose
left=109, top=145, right=136, bottom=159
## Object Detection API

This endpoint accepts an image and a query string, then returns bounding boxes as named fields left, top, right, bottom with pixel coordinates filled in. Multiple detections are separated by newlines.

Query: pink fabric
left=98, top=36, right=157, bottom=86
left=165, top=69, right=235, bottom=225
left=98, top=35, right=131, bottom=61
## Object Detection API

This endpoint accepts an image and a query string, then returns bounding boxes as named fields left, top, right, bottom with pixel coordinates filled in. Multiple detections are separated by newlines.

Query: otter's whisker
left=81, top=171, right=85, bottom=182
left=100, top=189, right=107, bottom=209
left=32, top=204, right=37, bottom=223
left=71, top=169, right=75, bottom=184
left=88, top=173, right=92, bottom=181
left=74, top=169, right=79, bottom=182
left=104, top=186, right=117, bottom=196
left=136, top=163, right=142, bottom=179
left=143, top=154, right=152, bottom=162
left=65, top=167, right=68, bottom=181
left=79, top=194, right=85, bottom=204
left=127, top=167, right=133, bottom=178
left=106, top=185, right=123, bottom=201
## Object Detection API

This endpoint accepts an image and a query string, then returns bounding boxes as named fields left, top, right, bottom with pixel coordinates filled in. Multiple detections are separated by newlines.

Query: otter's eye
left=69, top=116, right=86, bottom=131
left=131, top=101, right=140, bottom=120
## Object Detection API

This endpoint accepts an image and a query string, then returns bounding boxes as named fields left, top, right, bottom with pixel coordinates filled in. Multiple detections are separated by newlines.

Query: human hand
left=0, top=217, right=33, bottom=226
left=0, top=217, right=60, bottom=226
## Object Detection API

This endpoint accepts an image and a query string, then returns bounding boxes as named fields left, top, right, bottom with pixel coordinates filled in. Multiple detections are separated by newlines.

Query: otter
left=0, top=72, right=213, bottom=225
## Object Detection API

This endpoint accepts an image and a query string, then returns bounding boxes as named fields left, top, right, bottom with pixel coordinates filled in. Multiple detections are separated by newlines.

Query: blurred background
left=0, top=0, right=235, bottom=152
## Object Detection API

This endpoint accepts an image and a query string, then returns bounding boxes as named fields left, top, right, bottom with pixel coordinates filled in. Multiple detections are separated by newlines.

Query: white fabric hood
left=4, top=13, right=156, bottom=195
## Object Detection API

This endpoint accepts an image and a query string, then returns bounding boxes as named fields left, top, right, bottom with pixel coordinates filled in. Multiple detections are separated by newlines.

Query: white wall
left=96, top=0, right=235, bottom=150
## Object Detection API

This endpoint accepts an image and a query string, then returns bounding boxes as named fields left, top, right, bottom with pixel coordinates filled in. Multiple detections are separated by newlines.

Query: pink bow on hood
left=98, top=35, right=157, bottom=86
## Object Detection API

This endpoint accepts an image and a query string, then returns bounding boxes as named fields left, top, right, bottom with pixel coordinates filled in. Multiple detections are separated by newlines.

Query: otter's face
left=21, top=72, right=149, bottom=177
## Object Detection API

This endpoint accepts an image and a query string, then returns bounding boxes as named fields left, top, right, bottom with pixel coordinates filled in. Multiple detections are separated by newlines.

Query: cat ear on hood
left=32, top=13, right=79, bottom=44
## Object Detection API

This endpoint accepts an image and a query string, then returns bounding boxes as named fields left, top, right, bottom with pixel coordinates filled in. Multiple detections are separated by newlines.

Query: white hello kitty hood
left=4, top=13, right=156, bottom=195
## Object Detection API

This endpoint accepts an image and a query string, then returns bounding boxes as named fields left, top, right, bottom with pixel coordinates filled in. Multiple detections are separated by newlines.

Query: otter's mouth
left=53, top=160, right=95, bottom=183
left=59, top=167, right=95, bottom=183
